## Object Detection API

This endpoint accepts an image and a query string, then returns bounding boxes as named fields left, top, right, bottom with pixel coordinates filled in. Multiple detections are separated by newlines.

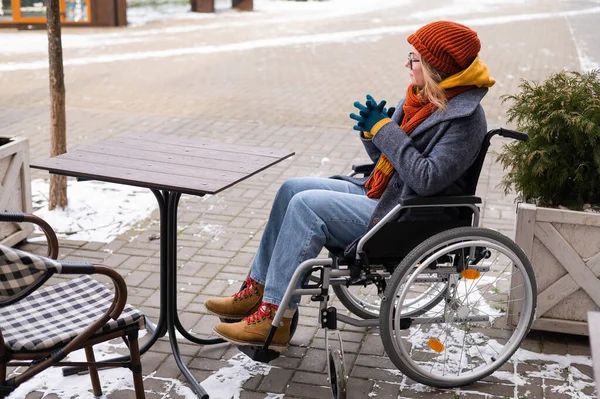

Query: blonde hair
left=420, top=58, right=450, bottom=110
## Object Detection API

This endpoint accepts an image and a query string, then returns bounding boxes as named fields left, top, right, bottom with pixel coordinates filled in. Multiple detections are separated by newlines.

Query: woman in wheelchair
left=204, top=20, right=496, bottom=351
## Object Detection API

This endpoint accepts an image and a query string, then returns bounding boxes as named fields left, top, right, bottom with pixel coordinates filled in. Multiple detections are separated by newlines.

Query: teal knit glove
left=350, top=94, right=388, bottom=133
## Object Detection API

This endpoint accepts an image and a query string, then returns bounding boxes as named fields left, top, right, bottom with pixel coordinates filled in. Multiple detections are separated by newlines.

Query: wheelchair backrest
left=462, top=131, right=493, bottom=195
left=461, top=128, right=529, bottom=195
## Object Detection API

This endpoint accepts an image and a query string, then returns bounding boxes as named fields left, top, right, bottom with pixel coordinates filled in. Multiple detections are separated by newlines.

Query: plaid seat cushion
left=0, top=275, right=144, bottom=351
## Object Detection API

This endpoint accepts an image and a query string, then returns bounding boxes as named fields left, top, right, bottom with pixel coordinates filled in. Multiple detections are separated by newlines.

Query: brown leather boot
left=213, top=302, right=293, bottom=352
left=205, top=277, right=264, bottom=319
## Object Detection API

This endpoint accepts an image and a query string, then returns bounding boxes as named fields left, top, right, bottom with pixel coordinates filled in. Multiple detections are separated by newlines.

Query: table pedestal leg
left=163, top=191, right=207, bottom=397
left=64, top=190, right=225, bottom=395
left=162, top=190, right=229, bottom=399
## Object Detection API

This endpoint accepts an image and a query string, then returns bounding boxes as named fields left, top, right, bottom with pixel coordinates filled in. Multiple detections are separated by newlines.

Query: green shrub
left=497, top=70, right=600, bottom=210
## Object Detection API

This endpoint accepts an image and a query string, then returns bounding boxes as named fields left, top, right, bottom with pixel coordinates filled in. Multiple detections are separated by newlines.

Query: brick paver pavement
left=1, top=0, right=598, bottom=398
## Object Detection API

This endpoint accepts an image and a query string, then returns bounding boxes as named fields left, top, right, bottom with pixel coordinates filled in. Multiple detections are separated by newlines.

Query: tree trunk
left=47, top=0, right=68, bottom=210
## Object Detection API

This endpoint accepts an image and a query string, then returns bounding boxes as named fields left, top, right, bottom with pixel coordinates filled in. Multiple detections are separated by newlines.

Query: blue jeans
left=249, top=177, right=378, bottom=308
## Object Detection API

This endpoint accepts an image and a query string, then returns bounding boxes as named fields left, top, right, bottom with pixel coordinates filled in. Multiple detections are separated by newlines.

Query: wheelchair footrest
left=237, top=345, right=281, bottom=363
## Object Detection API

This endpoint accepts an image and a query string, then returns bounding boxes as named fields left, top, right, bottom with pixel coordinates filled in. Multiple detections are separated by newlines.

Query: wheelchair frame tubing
left=267, top=258, right=380, bottom=345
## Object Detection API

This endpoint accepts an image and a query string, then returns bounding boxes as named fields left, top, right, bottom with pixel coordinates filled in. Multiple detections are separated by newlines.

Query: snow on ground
left=6, top=328, right=276, bottom=399
left=2, top=0, right=600, bottom=72
left=8, top=334, right=166, bottom=399
left=0, top=34, right=150, bottom=55
left=0, top=0, right=411, bottom=55
left=200, top=353, right=274, bottom=399
left=5, top=289, right=596, bottom=399
left=381, top=338, right=595, bottom=398
left=0, top=0, right=582, bottom=54
left=409, top=0, right=525, bottom=19
left=31, top=178, right=157, bottom=243
left=5, top=331, right=177, bottom=399
left=129, top=0, right=409, bottom=27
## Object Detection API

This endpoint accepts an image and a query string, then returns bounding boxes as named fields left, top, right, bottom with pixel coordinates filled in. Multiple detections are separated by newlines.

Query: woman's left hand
left=350, top=95, right=389, bottom=133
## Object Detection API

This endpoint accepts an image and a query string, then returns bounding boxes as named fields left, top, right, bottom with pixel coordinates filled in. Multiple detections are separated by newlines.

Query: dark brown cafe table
left=31, top=133, right=294, bottom=399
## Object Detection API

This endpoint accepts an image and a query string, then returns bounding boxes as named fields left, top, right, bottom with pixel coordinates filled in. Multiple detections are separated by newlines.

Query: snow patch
left=5, top=331, right=200, bottom=399
left=200, top=352, right=273, bottom=399
left=409, top=0, right=526, bottom=19
left=0, top=34, right=148, bottom=55
left=31, top=178, right=157, bottom=243
left=193, top=222, right=225, bottom=240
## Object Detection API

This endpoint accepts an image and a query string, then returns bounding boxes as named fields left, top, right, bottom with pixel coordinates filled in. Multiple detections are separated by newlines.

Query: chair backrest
left=0, top=245, right=62, bottom=306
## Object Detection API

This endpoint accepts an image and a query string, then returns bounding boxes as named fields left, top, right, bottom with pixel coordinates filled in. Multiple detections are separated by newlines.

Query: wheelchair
left=236, top=128, right=537, bottom=398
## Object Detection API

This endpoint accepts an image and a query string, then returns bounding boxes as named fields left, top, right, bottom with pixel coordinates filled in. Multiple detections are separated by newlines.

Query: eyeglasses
left=408, top=52, right=420, bottom=70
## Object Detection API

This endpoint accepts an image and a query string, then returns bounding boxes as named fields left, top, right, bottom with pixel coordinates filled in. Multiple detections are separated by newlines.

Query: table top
left=31, top=133, right=295, bottom=196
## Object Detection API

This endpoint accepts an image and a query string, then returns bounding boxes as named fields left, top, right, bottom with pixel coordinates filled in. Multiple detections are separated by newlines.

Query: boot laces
left=233, top=276, right=258, bottom=300
left=244, top=302, right=278, bottom=323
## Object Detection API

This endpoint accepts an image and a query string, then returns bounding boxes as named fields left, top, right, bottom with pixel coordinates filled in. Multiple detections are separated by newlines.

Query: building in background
left=0, top=0, right=127, bottom=27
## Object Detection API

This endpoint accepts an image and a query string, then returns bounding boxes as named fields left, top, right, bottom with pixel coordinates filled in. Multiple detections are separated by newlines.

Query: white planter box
left=0, top=136, right=33, bottom=246
left=512, top=203, right=600, bottom=335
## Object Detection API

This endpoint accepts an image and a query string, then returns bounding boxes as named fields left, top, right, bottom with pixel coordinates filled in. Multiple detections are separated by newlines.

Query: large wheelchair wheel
left=380, top=227, right=536, bottom=388
left=333, top=268, right=448, bottom=320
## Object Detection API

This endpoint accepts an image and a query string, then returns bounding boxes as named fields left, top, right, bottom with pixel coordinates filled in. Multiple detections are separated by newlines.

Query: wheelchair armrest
left=0, top=213, right=59, bottom=259
left=399, top=195, right=482, bottom=206
left=351, top=163, right=375, bottom=175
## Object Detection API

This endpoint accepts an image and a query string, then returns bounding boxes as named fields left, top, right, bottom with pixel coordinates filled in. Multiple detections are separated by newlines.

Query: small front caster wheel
left=328, top=349, right=347, bottom=399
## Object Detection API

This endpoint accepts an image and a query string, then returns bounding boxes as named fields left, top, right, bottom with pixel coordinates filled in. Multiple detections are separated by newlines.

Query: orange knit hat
left=407, top=21, right=481, bottom=75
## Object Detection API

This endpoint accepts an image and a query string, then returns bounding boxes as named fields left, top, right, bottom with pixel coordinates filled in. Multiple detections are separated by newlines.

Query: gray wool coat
left=333, top=88, right=489, bottom=230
